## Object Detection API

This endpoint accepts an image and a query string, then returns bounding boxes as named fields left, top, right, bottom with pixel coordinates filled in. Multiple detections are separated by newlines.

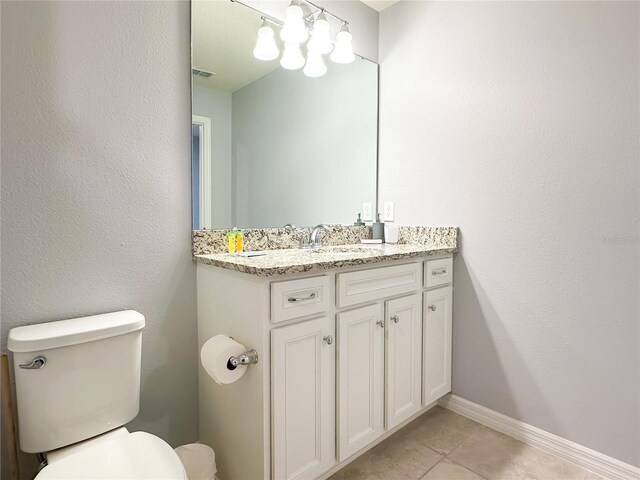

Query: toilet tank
left=8, top=311, right=145, bottom=453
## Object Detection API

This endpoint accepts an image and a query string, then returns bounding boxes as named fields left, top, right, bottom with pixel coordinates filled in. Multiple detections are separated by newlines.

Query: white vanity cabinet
left=197, top=254, right=454, bottom=480
left=385, top=293, right=423, bottom=429
left=423, top=285, right=453, bottom=406
left=335, top=292, right=423, bottom=461
left=272, top=316, right=335, bottom=480
left=336, top=304, right=384, bottom=461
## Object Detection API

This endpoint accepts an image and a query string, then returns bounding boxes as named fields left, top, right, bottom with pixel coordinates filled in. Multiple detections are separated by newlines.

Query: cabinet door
left=337, top=304, right=384, bottom=461
left=272, top=317, right=335, bottom=480
left=423, top=286, right=453, bottom=405
left=385, top=294, right=423, bottom=429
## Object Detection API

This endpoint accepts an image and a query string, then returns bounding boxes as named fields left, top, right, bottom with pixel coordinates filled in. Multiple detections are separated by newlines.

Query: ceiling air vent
left=192, top=68, right=215, bottom=78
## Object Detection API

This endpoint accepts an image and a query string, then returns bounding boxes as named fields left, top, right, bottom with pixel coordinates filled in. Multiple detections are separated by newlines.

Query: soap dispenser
left=354, top=213, right=365, bottom=226
left=372, top=213, right=385, bottom=242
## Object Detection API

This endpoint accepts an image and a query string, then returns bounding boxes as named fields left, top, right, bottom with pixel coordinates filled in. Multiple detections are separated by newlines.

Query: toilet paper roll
left=200, top=334, right=248, bottom=385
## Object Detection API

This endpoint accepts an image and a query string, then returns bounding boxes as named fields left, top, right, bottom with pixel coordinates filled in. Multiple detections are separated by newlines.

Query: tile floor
left=329, top=407, right=603, bottom=480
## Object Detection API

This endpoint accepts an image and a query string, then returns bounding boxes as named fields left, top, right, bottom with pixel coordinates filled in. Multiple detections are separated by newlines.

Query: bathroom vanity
left=196, top=234, right=457, bottom=480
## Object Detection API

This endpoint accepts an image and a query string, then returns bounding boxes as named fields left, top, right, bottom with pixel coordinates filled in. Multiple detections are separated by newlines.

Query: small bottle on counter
left=354, top=213, right=365, bottom=226
left=372, top=213, right=385, bottom=242
left=227, top=230, right=236, bottom=254
left=235, top=229, right=244, bottom=253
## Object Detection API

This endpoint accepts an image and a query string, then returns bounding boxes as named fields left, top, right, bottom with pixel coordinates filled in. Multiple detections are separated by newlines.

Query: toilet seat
left=35, top=429, right=187, bottom=479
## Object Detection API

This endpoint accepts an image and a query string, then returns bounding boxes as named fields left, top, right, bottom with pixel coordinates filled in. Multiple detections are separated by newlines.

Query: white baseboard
left=439, top=395, right=639, bottom=480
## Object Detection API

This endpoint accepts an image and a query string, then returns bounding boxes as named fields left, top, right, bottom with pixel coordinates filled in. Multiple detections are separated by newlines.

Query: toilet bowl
left=8, top=311, right=187, bottom=479
left=36, top=428, right=186, bottom=479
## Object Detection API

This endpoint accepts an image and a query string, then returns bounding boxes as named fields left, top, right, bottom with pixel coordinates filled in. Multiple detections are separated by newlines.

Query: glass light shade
left=307, top=14, right=333, bottom=55
left=280, top=1, right=308, bottom=44
left=280, top=42, right=305, bottom=70
left=253, top=23, right=279, bottom=61
left=330, top=27, right=355, bottom=64
left=303, top=50, right=327, bottom=77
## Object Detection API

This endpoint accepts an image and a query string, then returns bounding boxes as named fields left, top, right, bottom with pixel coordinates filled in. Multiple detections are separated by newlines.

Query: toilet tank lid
left=8, top=310, right=145, bottom=353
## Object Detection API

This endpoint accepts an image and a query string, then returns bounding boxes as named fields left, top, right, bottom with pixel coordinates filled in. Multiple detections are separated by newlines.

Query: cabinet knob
left=376, top=319, right=385, bottom=328
left=391, top=315, right=400, bottom=324
left=323, top=335, right=333, bottom=345
left=428, top=304, right=437, bottom=311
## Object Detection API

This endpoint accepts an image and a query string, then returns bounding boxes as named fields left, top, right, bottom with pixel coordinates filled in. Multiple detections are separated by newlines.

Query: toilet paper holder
left=227, top=349, right=259, bottom=370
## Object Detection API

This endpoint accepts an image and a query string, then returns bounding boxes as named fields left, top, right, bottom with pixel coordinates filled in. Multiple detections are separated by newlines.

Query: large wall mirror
left=191, top=0, right=378, bottom=230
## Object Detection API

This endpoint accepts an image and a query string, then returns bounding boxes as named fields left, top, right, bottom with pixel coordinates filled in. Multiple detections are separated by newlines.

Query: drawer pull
left=376, top=319, right=385, bottom=328
left=391, top=315, right=400, bottom=324
left=323, top=335, right=333, bottom=345
left=428, top=304, right=437, bottom=311
left=432, top=268, right=447, bottom=275
left=288, top=292, right=316, bottom=303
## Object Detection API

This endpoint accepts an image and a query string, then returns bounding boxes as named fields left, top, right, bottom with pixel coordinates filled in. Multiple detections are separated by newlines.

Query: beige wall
left=379, top=1, right=639, bottom=466
left=1, top=2, right=197, bottom=477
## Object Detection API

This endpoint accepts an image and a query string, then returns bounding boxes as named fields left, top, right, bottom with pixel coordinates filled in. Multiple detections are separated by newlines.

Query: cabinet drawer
left=424, top=257, right=453, bottom=288
left=271, top=276, right=331, bottom=323
left=337, top=263, right=422, bottom=308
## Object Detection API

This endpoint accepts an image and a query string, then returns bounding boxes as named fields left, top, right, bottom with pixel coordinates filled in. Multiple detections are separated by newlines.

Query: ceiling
left=192, top=1, right=282, bottom=93
left=359, top=0, right=400, bottom=12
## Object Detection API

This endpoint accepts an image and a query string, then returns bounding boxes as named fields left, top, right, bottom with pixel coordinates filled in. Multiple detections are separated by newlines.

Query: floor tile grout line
left=439, top=420, right=480, bottom=460
left=446, top=457, right=491, bottom=480
left=418, top=457, right=445, bottom=479
left=439, top=426, right=491, bottom=480
left=443, top=447, right=491, bottom=480
left=412, top=443, right=448, bottom=479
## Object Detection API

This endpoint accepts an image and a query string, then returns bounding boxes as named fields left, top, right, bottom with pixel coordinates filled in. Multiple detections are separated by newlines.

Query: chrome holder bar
left=230, top=0, right=283, bottom=26
left=301, top=0, right=348, bottom=24
left=229, top=0, right=347, bottom=28
left=227, top=349, right=259, bottom=370
left=260, top=15, right=284, bottom=28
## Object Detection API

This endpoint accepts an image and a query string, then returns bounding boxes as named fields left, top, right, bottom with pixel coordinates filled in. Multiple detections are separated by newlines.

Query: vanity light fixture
left=330, top=22, right=355, bottom=64
left=280, top=0, right=308, bottom=44
left=253, top=19, right=280, bottom=61
left=246, top=0, right=355, bottom=77
left=307, top=11, right=333, bottom=55
left=303, top=49, right=327, bottom=77
left=280, top=42, right=305, bottom=70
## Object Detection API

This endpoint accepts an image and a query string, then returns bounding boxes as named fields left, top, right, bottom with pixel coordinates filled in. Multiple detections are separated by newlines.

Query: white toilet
left=8, top=310, right=188, bottom=479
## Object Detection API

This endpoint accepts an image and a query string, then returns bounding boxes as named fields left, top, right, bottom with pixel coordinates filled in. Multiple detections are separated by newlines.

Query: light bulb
left=303, top=50, right=327, bottom=77
left=280, top=0, right=308, bottom=44
left=330, top=23, right=355, bottom=64
left=280, top=42, right=305, bottom=70
left=307, top=12, right=333, bottom=55
left=253, top=20, right=279, bottom=61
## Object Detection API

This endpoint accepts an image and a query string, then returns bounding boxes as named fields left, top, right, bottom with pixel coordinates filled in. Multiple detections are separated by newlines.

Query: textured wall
left=1, top=1, right=197, bottom=477
left=379, top=1, right=639, bottom=466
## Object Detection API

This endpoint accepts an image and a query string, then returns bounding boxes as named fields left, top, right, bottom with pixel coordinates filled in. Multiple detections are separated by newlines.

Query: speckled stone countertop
left=194, top=243, right=458, bottom=277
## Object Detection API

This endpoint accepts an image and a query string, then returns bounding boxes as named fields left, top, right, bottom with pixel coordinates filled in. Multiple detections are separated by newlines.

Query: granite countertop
left=194, top=243, right=458, bottom=277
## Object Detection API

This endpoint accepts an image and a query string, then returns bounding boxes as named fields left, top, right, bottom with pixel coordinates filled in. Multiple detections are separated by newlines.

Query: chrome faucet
left=307, top=224, right=327, bottom=249
left=284, top=223, right=328, bottom=249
